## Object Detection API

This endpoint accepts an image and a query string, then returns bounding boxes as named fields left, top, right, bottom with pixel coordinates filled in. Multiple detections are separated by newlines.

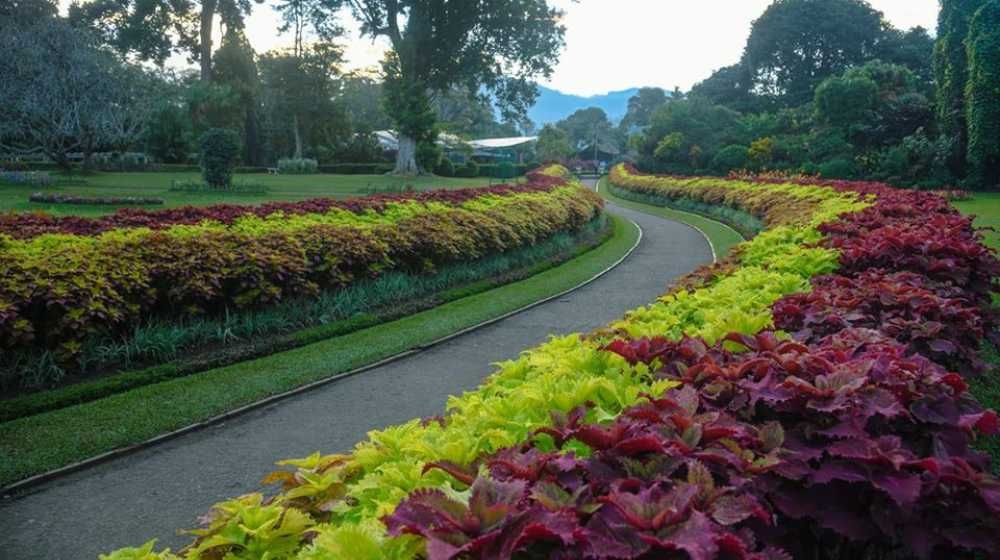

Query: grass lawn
left=596, top=176, right=746, bottom=258
left=953, top=192, right=1000, bottom=251
left=0, top=214, right=640, bottom=488
left=0, top=171, right=495, bottom=216
left=954, top=193, right=1000, bottom=472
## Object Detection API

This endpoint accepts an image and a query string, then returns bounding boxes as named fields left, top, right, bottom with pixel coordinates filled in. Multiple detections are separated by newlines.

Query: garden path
left=0, top=187, right=713, bottom=559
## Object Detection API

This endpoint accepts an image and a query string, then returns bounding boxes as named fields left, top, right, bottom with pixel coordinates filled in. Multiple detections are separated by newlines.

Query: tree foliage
left=620, top=87, right=667, bottom=132
left=743, top=0, right=889, bottom=106
left=965, top=0, right=1000, bottom=188
left=933, top=0, right=985, bottom=177
left=0, top=18, right=154, bottom=169
left=535, top=124, right=573, bottom=162
left=344, top=0, right=566, bottom=174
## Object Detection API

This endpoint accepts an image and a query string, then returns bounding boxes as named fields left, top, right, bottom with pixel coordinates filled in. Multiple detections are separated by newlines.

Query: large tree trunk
left=199, top=0, right=217, bottom=82
left=393, top=134, right=420, bottom=175
left=292, top=114, right=303, bottom=159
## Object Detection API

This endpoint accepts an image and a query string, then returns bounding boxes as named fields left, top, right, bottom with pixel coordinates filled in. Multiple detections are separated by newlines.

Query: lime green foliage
left=596, top=177, right=745, bottom=257
left=98, top=540, right=180, bottom=560
left=0, top=215, right=640, bottom=487
left=0, top=173, right=493, bottom=217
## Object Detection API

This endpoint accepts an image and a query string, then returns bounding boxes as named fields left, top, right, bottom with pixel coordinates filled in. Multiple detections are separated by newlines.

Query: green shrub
left=434, top=158, right=456, bottom=177
left=199, top=129, right=241, bottom=188
left=277, top=158, right=319, bottom=175
left=818, top=157, right=858, bottom=179
left=710, top=144, right=750, bottom=173
left=457, top=160, right=480, bottom=178
left=316, top=163, right=395, bottom=175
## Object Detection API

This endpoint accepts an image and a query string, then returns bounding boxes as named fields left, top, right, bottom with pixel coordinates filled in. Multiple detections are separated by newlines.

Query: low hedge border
left=606, top=181, right=764, bottom=239
left=0, top=215, right=612, bottom=422
left=28, top=193, right=164, bottom=206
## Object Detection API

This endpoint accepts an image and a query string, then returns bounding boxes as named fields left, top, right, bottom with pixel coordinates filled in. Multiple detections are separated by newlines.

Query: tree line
left=0, top=0, right=565, bottom=175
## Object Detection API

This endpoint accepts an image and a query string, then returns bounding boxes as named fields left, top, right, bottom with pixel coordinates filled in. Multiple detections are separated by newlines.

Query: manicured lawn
left=954, top=193, right=1000, bottom=473
left=953, top=192, right=1000, bottom=251
left=0, top=172, right=495, bottom=216
left=0, top=214, right=639, bottom=488
left=596, top=176, right=745, bottom=258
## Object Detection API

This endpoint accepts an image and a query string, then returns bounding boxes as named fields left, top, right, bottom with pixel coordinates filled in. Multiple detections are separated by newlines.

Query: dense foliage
left=104, top=163, right=999, bottom=559
left=965, top=0, right=1000, bottom=187
left=0, top=167, right=602, bottom=376
left=199, top=128, right=241, bottom=188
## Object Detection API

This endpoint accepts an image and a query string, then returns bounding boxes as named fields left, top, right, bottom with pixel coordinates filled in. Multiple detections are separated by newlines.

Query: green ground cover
left=0, top=172, right=494, bottom=216
left=0, top=214, right=639, bottom=488
left=955, top=193, right=1000, bottom=472
left=596, top=176, right=745, bottom=257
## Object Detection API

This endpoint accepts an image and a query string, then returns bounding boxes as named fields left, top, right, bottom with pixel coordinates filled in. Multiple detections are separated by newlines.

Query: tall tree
left=620, top=87, right=668, bottom=132
left=342, top=0, right=566, bottom=174
left=213, top=29, right=264, bottom=165
left=535, top=124, right=574, bottom=162
left=743, top=0, right=889, bottom=106
left=557, top=107, right=615, bottom=154
left=965, top=0, right=1000, bottom=187
left=0, top=19, right=154, bottom=169
left=934, top=0, right=985, bottom=178
left=259, top=43, right=347, bottom=158
left=272, top=0, right=342, bottom=57
left=69, top=0, right=261, bottom=81
left=1, top=0, right=57, bottom=23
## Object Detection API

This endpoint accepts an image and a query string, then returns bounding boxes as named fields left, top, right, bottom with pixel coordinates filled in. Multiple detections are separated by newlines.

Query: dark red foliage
left=386, top=388, right=790, bottom=560
left=0, top=171, right=567, bottom=239
left=603, top=330, right=1000, bottom=559
left=773, top=270, right=995, bottom=376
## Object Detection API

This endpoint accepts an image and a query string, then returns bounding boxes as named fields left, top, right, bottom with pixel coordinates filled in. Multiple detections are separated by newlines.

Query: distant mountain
left=528, top=86, right=652, bottom=126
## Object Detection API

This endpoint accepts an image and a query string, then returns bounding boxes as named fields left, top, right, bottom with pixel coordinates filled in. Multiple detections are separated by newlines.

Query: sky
left=60, top=0, right=940, bottom=97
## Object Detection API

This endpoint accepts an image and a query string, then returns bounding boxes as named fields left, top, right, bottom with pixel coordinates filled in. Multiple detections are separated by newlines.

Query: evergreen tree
left=933, top=0, right=985, bottom=177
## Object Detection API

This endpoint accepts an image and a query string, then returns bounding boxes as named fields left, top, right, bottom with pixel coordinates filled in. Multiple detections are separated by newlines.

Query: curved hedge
left=104, top=164, right=999, bottom=560
left=0, top=167, right=602, bottom=370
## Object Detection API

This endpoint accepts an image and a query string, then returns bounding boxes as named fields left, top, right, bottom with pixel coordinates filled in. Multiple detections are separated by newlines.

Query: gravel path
left=0, top=188, right=712, bottom=559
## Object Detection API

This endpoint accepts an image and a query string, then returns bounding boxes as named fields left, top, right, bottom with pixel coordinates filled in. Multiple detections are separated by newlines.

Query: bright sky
left=60, top=0, right=940, bottom=96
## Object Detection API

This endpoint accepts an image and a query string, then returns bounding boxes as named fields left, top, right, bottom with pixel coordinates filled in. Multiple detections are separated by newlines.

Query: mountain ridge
left=528, top=85, right=657, bottom=126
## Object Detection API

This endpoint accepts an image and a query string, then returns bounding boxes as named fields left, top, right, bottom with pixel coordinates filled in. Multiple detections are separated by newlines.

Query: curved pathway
left=0, top=187, right=713, bottom=559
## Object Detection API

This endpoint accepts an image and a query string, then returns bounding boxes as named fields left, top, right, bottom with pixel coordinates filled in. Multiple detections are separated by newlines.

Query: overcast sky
left=61, top=0, right=940, bottom=96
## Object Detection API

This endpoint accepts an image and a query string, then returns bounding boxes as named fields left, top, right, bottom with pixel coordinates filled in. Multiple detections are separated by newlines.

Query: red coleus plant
left=603, top=329, right=1000, bottom=559
left=773, top=269, right=997, bottom=377
left=385, top=386, right=791, bottom=560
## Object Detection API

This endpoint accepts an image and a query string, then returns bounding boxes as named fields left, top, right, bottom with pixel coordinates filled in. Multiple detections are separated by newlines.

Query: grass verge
left=954, top=193, right=1000, bottom=473
left=595, top=176, right=745, bottom=258
left=0, top=214, right=640, bottom=488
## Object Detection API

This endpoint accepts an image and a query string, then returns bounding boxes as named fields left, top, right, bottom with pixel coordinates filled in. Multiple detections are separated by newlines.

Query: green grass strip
left=0, top=215, right=640, bottom=488
left=596, top=176, right=746, bottom=258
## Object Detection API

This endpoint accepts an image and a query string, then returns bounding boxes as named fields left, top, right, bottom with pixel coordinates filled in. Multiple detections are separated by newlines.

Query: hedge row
left=0, top=172, right=567, bottom=239
left=0, top=167, right=602, bottom=367
left=104, top=164, right=999, bottom=559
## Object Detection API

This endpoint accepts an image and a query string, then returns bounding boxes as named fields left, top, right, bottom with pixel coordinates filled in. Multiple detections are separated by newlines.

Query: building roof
left=466, top=136, right=538, bottom=150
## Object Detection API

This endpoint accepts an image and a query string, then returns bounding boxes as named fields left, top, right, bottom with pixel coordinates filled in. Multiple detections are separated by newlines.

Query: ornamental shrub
left=276, top=158, right=318, bottom=175
left=434, top=157, right=456, bottom=177
left=457, top=160, right=480, bottom=178
left=198, top=128, right=240, bottom=189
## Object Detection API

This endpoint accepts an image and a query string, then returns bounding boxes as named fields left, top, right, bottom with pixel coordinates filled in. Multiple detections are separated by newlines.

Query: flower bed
left=28, top=192, right=164, bottom=206
left=0, top=167, right=602, bottom=368
left=104, top=164, right=998, bottom=560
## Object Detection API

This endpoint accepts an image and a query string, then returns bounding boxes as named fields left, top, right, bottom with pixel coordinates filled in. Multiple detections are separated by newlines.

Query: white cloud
left=61, top=0, right=939, bottom=95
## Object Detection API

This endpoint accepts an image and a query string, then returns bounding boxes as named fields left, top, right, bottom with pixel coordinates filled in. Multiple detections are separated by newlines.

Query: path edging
left=1, top=216, right=644, bottom=497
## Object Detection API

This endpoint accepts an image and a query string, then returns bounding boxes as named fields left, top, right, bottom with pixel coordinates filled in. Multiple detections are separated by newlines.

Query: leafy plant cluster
left=0, top=166, right=602, bottom=382
left=104, top=166, right=998, bottom=559
left=277, top=158, right=319, bottom=175
left=0, top=171, right=568, bottom=239
left=27, top=193, right=164, bottom=206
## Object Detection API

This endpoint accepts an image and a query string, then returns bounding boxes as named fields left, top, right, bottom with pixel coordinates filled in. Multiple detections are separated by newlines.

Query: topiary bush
left=276, top=158, right=318, bottom=175
left=199, top=129, right=241, bottom=189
